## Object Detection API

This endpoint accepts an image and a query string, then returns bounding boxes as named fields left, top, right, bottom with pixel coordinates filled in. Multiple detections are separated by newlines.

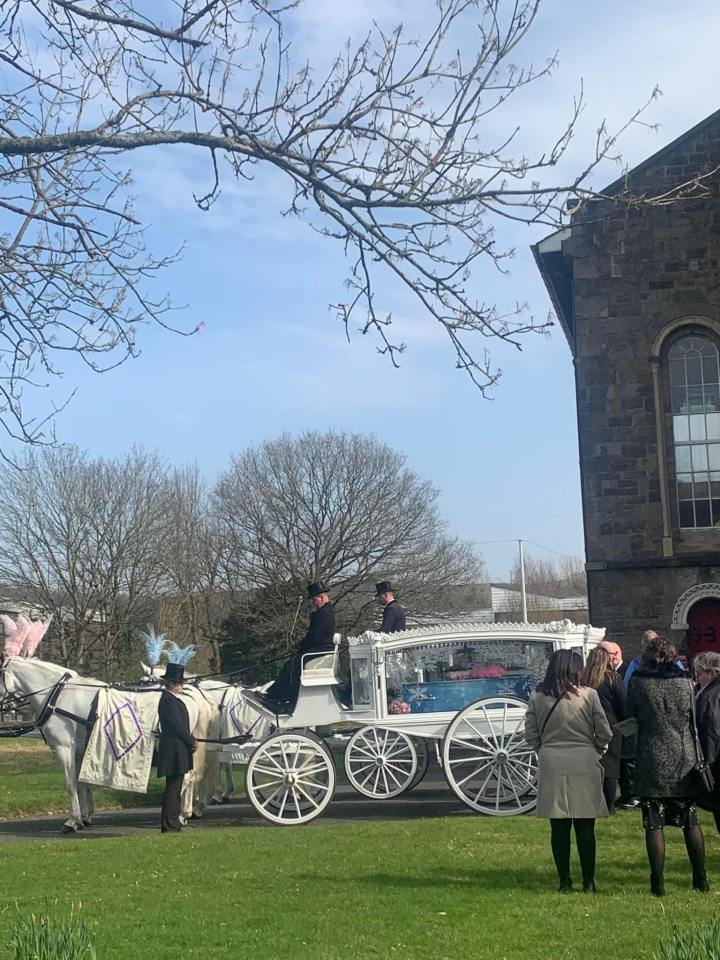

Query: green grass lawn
left=3, top=739, right=720, bottom=959
left=1, top=803, right=720, bottom=958
left=0, top=738, right=163, bottom=819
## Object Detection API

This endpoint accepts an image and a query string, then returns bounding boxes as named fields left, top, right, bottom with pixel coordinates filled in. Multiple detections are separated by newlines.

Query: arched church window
left=669, top=334, right=720, bottom=528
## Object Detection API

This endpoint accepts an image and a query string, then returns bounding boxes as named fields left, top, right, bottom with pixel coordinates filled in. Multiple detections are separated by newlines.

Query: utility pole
left=518, top=539, right=528, bottom=623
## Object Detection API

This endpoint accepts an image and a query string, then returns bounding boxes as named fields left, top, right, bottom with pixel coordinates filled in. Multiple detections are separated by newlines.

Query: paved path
left=0, top=777, right=472, bottom=843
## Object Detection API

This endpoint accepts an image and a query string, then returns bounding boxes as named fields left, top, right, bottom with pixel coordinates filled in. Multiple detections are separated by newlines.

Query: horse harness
left=0, top=664, right=95, bottom=738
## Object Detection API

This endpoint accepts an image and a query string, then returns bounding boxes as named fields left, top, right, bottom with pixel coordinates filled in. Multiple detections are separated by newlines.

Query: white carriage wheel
left=344, top=726, right=418, bottom=799
left=441, top=695, right=538, bottom=817
left=246, top=732, right=335, bottom=825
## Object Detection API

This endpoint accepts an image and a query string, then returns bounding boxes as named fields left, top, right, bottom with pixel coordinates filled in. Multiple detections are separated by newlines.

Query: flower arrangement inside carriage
left=385, top=639, right=554, bottom=715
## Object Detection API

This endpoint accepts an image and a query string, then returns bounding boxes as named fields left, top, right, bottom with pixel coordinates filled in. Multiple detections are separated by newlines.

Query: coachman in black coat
left=375, top=580, right=406, bottom=634
left=380, top=599, right=406, bottom=633
left=157, top=663, right=196, bottom=833
left=265, top=582, right=336, bottom=711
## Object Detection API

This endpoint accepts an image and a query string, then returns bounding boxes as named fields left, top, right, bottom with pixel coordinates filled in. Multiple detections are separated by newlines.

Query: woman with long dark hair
left=627, top=636, right=708, bottom=895
left=525, top=649, right=612, bottom=893
left=582, top=646, right=626, bottom=814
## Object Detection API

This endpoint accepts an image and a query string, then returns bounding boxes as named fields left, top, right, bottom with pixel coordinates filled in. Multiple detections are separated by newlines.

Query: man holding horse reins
left=254, top=581, right=336, bottom=714
left=158, top=662, right=196, bottom=833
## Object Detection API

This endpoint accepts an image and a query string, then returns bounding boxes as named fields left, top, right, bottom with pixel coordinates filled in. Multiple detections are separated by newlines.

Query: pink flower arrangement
left=388, top=699, right=411, bottom=715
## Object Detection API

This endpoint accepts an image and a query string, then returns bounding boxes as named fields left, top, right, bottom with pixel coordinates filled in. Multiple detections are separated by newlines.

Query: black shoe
left=693, top=871, right=710, bottom=893
left=620, top=800, right=640, bottom=810
left=557, top=879, right=573, bottom=894
left=650, top=873, right=665, bottom=897
left=582, top=879, right=597, bottom=893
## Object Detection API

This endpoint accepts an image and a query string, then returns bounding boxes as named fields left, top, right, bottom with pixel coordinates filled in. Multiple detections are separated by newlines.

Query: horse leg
left=223, top=762, right=234, bottom=802
left=79, top=782, right=95, bottom=826
left=180, top=772, right=193, bottom=825
left=56, top=743, right=84, bottom=833
left=75, top=743, right=94, bottom=826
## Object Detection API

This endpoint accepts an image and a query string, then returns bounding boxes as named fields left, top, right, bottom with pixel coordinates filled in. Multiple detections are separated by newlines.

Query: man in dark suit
left=157, top=662, right=196, bottom=833
left=259, top=581, right=336, bottom=712
left=375, top=581, right=406, bottom=633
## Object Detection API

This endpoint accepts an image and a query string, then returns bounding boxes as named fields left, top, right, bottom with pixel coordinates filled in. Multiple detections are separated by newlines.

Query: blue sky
left=18, top=0, right=720, bottom=578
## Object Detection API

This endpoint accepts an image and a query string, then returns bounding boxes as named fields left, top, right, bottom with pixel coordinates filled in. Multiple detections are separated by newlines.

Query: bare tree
left=158, top=464, right=228, bottom=668
left=0, top=0, right=691, bottom=443
left=508, top=553, right=586, bottom=599
left=0, top=445, right=170, bottom=672
left=213, top=430, right=482, bottom=661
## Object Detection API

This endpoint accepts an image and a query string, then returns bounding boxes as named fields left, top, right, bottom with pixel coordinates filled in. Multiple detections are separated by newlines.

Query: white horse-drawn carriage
left=238, top=620, right=604, bottom=825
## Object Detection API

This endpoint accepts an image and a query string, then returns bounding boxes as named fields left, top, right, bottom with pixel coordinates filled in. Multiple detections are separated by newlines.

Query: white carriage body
left=237, top=619, right=606, bottom=738
left=236, top=620, right=606, bottom=824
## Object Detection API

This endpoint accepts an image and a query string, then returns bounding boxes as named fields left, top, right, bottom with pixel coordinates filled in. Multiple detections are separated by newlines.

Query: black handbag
left=689, top=680, right=715, bottom=795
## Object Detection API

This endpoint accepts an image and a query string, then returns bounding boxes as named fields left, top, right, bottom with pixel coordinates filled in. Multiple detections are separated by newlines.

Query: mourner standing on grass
left=693, top=651, right=720, bottom=832
left=257, top=581, right=336, bottom=713
left=524, top=649, right=612, bottom=894
left=626, top=635, right=709, bottom=896
left=157, top=662, right=196, bottom=834
left=375, top=581, right=406, bottom=634
left=582, top=646, right=626, bottom=815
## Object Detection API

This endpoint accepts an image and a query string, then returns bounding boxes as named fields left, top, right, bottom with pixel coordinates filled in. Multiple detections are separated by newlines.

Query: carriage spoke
left=456, top=759, right=494, bottom=788
left=502, top=717, right=526, bottom=752
left=459, top=716, right=496, bottom=750
left=384, top=760, right=414, bottom=776
left=348, top=759, right=376, bottom=773
left=442, top=697, right=539, bottom=816
left=247, top=734, right=335, bottom=825
left=252, top=765, right=286, bottom=781
left=472, top=764, right=496, bottom=803
left=480, top=704, right=500, bottom=749
left=345, top=727, right=419, bottom=799
left=294, top=781, right=323, bottom=809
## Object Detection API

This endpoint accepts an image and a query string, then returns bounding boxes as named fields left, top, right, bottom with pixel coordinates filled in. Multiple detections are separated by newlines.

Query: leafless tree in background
left=213, top=430, right=482, bottom=659
left=159, top=464, right=228, bottom=668
left=0, top=445, right=169, bottom=672
left=0, top=0, right=684, bottom=446
left=508, top=553, right=586, bottom=598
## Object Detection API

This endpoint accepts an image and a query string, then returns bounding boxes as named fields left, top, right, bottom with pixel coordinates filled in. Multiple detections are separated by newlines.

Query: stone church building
left=534, top=108, right=720, bottom=658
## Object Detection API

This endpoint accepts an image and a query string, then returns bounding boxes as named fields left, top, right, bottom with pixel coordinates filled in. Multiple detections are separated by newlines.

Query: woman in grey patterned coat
left=627, top=636, right=708, bottom=896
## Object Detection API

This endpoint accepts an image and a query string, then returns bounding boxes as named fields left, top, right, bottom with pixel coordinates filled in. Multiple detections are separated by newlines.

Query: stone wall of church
left=588, top=564, right=720, bottom=657
left=564, top=116, right=720, bottom=567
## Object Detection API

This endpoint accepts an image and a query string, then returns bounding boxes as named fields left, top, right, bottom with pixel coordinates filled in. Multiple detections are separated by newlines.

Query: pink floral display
left=388, top=699, right=411, bottom=715
left=469, top=666, right=507, bottom=679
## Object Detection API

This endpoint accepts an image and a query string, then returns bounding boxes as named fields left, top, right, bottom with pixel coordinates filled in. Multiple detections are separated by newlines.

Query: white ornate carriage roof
left=347, top=619, right=605, bottom=650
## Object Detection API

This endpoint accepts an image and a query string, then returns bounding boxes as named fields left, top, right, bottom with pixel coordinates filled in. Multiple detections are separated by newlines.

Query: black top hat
left=307, top=581, right=329, bottom=599
left=163, top=662, right=185, bottom=684
left=374, top=580, right=395, bottom=597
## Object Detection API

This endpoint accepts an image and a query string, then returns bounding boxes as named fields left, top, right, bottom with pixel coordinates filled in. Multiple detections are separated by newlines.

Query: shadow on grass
left=290, top=866, right=550, bottom=892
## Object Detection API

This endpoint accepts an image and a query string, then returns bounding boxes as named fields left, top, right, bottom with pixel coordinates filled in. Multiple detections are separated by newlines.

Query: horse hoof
left=61, top=824, right=78, bottom=835
left=208, top=798, right=220, bottom=806
left=221, top=797, right=232, bottom=804
left=82, top=819, right=92, bottom=827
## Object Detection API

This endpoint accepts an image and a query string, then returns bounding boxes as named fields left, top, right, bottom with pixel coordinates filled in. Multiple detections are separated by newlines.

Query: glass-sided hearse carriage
left=240, top=621, right=604, bottom=825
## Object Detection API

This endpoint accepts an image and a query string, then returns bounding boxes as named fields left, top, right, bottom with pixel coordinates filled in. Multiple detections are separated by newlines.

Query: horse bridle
left=0, top=657, right=85, bottom=728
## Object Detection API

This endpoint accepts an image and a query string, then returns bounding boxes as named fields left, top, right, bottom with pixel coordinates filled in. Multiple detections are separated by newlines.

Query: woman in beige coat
left=525, top=650, right=613, bottom=893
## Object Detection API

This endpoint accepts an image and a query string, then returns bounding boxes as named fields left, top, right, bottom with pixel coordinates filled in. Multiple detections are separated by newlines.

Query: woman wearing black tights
left=525, top=650, right=612, bottom=893
left=627, top=635, right=709, bottom=896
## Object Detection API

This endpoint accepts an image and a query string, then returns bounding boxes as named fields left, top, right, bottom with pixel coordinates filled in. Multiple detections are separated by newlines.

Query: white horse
left=0, top=654, right=220, bottom=831
left=140, top=664, right=273, bottom=803
left=0, top=654, right=103, bottom=831
left=177, top=684, right=220, bottom=820
left=195, top=678, right=273, bottom=803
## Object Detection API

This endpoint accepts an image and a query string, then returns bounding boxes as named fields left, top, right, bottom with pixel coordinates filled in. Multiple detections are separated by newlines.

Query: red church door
left=686, top=597, right=720, bottom=659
